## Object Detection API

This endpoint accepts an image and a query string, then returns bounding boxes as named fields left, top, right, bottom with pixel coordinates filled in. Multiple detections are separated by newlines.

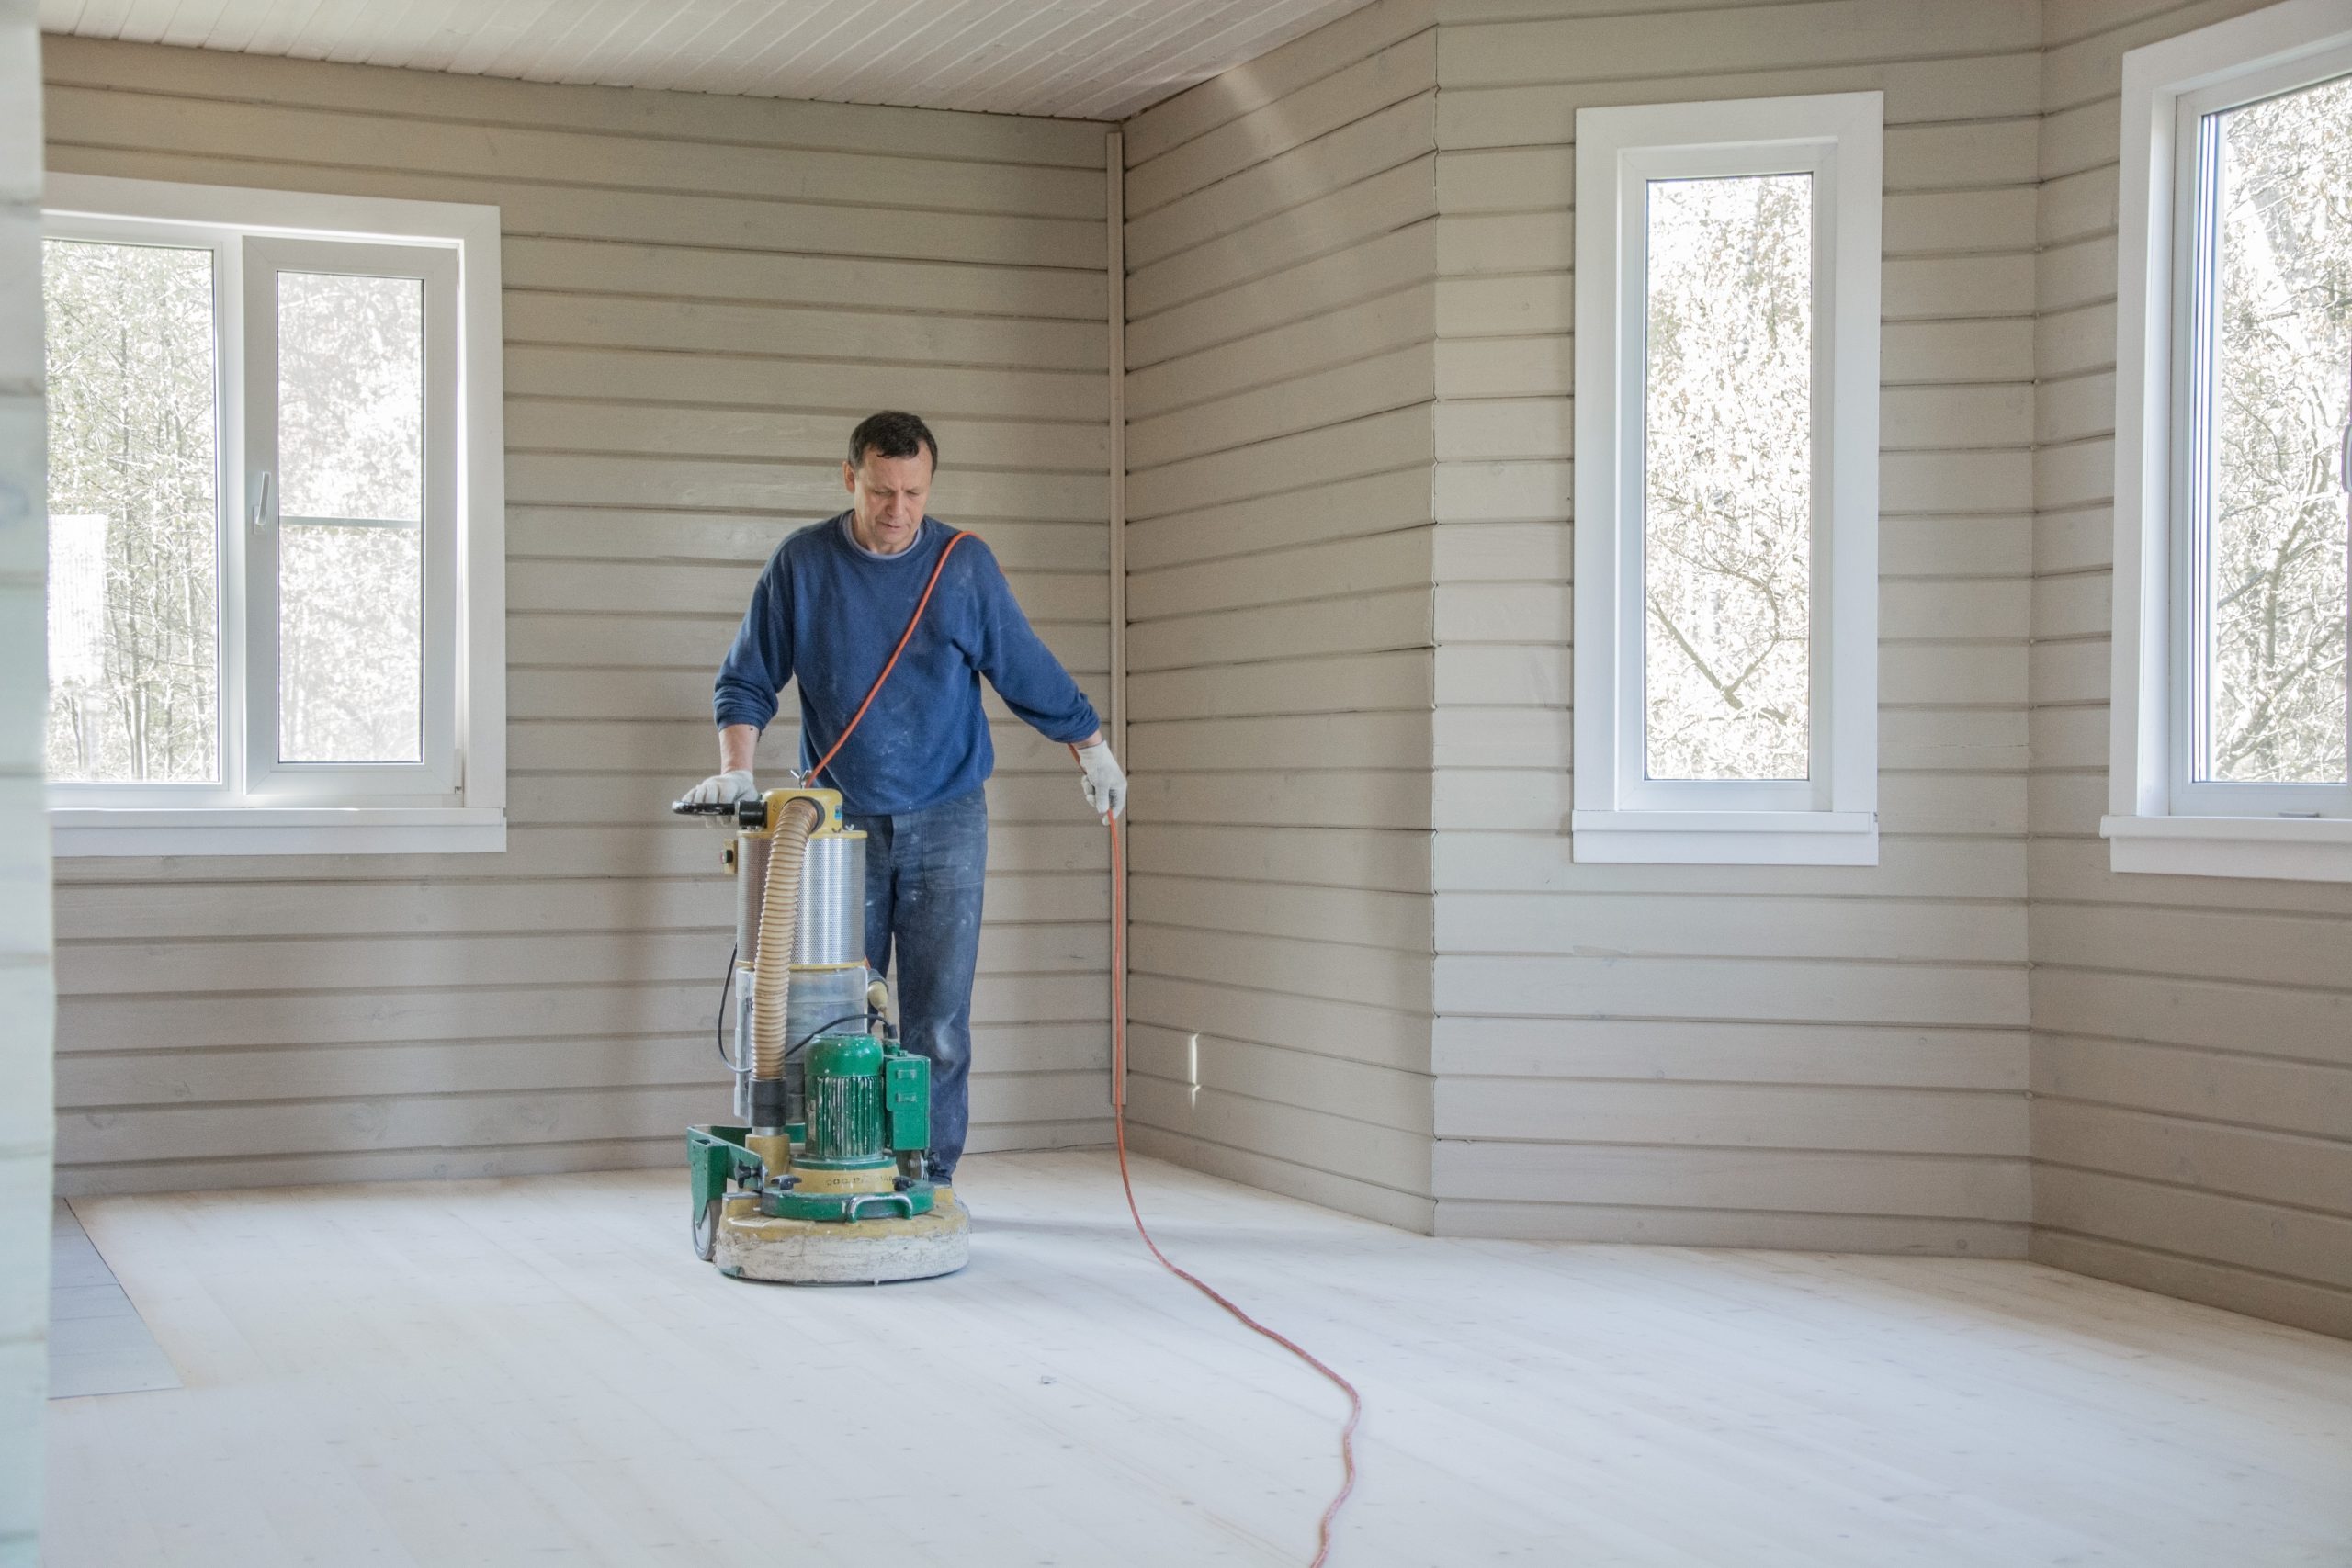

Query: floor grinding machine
left=673, top=785, right=969, bottom=1284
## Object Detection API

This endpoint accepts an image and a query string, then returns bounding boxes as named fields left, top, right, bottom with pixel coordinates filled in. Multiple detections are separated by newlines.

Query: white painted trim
left=51, top=807, right=507, bottom=856
left=39, top=173, right=508, bottom=851
left=2109, top=0, right=2352, bottom=879
left=1105, top=130, right=1127, bottom=766
left=2099, top=813, right=2352, bottom=881
left=43, top=172, right=502, bottom=249
left=1571, top=809, right=1878, bottom=865
left=457, top=184, right=509, bottom=819
left=1106, top=128, right=1129, bottom=1116
left=1571, top=91, right=1883, bottom=866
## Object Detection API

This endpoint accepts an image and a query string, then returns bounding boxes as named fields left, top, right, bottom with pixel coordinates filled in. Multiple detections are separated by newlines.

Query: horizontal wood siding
left=1426, top=0, right=2039, bottom=1251
left=2029, top=0, right=2352, bottom=1338
left=41, top=37, right=1116, bottom=1194
left=1118, top=0, right=1442, bottom=1233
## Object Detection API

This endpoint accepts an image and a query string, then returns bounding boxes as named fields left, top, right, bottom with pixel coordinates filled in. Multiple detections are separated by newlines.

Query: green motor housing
left=884, top=1051, right=931, bottom=1153
left=800, top=1032, right=933, bottom=1166
left=805, top=1032, right=886, bottom=1163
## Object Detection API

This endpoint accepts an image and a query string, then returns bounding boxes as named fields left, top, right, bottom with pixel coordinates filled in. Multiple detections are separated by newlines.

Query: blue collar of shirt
left=836, top=512, right=937, bottom=563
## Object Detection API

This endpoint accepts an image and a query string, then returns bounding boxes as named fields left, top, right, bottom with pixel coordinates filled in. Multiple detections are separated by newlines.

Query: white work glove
left=684, top=769, right=759, bottom=807
left=1076, top=742, right=1126, bottom=822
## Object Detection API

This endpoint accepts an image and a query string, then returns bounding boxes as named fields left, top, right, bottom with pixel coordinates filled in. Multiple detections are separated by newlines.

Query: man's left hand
left=1076, top=741, right=1126, bottom=822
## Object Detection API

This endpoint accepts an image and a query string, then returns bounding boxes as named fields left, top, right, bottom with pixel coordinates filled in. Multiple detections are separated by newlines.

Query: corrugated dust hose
left=752, top=795, right=823, bottom=1083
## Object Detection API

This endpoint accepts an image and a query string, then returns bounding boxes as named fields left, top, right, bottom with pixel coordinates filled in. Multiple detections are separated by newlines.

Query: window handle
left=2340, top=422, right=2350, bottom=495
left=250, top=470, right=274, bottom=533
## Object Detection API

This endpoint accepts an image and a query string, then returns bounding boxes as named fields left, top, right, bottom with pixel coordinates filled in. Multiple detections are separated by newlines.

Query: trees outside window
left=1642, top=173, right=1815, bottom=784
left=2188, top=73, right=2351, bottom=791
left=41, top=239, right=219, bottom=784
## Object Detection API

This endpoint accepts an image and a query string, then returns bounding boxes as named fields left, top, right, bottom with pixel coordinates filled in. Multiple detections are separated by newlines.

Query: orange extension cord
left=1076, top=752, right=1365, bottom=1566
left=802, top=523, right=1363, bottom=1562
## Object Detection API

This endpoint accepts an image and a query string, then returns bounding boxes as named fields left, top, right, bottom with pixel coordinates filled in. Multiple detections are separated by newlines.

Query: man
left=684, top=411, right=1125, bottom=1189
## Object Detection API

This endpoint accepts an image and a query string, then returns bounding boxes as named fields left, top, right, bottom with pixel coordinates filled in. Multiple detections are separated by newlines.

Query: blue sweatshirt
left=713, top=514, right=1100, bottom=815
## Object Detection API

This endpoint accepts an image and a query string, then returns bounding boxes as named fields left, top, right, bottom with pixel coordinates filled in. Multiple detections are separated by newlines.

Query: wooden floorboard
left=43, top=1151, right=2352, bottom=1566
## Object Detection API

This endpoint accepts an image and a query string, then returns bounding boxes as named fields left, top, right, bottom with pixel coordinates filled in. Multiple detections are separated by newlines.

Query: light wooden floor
left=47, top=1151, right=2352, bottom=1567
left=48, top=1200, right=178, bottom=1399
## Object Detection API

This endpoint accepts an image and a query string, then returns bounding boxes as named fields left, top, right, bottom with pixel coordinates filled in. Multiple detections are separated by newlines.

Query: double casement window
left=1572, top=93, right=1883, bottom=864
left=2110, top=0, right=2352, bottom=881
left=41, top=175, right=505, bottom=855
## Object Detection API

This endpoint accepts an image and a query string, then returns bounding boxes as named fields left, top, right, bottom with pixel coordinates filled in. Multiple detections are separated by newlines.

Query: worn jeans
left=847, top=786, right=987, bottom=1181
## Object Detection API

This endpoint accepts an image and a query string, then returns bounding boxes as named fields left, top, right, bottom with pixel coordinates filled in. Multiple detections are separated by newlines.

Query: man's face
left=843, top=449, right=933, bottom=555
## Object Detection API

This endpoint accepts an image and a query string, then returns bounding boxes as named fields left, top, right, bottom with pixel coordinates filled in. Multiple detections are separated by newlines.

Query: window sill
left=2100, top=814, right=2352, bottom=883
left=1571, top=810, right=1879, bottom=865
left=51, top=807, right=506, bottom=857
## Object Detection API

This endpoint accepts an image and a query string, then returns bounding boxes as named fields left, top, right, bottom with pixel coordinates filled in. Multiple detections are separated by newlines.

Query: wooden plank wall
left=40, top=37, right=1118, bottom=1194
left=1116, top=0, right=1442, bottom=1233
left=2, top=0, right=56, bottom=1548
left=2030, top=0, right=2352, bottom=1338
left=1425, top=0, right=2041, bottom=1250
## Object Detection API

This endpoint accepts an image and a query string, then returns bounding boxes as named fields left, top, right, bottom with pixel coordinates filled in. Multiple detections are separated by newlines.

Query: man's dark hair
left=847, top=411, right=940, bottom=471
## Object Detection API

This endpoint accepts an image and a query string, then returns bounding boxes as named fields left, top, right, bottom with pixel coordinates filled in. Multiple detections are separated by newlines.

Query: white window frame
left=2109, top=0, right=2352, bottom=882
left=1571, top=92, right=1883, bottom=865
left=244, top=237, right=462, bottom=803
left=40, top=174, right=506, bottom=856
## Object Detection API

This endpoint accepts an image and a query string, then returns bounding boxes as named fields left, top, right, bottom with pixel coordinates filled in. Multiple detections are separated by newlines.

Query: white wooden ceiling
left=38, top=0, right=1374, bottom=120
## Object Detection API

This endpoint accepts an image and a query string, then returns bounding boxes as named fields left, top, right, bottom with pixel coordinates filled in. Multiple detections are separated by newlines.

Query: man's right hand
left=684, top=769, right=759, bottom=807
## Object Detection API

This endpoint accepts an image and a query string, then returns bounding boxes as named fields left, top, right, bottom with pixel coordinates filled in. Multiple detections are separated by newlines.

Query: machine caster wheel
left=693, top=1197, right=720, bottom=1261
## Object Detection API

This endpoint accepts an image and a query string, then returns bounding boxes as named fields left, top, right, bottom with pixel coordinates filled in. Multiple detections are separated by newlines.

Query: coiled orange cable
left=805, top=529, right=1363, bottom=1562
left=1075, top=745, right=1364, bottom=1567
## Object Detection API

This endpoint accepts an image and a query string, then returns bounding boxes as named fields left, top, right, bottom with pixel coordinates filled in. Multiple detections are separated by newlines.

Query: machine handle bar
left=671, top=795, right=768, bottom=829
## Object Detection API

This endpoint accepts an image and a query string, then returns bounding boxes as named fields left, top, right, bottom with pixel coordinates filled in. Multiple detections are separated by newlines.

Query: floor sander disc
left=713, top=1190, right=970, bottom=1284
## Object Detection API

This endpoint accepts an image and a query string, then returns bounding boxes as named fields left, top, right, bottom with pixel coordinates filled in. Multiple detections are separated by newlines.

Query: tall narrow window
left=1643, top=173, right=1815, bottom=784
left=1574, top=94, right=1882, bottom=865
left=2109, top=3, right=2352, bottom=880
left=2179, top=71, right=2351, bottom=804
left=42, top=175, right=506, bottom=856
